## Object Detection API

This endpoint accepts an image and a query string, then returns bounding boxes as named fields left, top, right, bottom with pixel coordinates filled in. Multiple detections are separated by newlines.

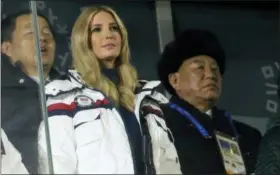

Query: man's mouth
left=204, top=84, right=218, bottom=90
left=40, top=47, right=48, bottom=54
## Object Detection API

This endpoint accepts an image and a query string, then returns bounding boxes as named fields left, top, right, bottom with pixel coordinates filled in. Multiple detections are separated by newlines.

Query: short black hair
left=1, top=10, right=55, bottom=43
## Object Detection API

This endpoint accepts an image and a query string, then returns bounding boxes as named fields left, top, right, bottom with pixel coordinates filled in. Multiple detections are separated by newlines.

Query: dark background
left=1, top=0, right=279, bottom=133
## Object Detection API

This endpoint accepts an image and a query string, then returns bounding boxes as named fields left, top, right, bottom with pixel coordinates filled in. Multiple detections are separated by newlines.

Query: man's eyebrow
left=41, top=25, right=51, bottom=30
left=211, top=62, right=219, bottom=67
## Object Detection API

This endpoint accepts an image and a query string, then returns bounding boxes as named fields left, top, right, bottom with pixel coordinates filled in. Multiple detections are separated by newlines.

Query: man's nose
left=39, top=33, right=47, bottom=42
left=204, top=66, right=217, bottom=79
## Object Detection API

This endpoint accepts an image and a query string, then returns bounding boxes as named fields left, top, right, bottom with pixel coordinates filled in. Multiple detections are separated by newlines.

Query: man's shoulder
left=231, top=119, right=262, bottom=146
left=233, top=120, right=261, bottom=136
left=263, top=126, right=280, bottom=141
left=213, top=107, right=262, bottom=139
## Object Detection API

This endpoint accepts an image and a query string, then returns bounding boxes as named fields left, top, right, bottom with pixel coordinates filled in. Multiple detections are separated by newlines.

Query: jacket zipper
left=139, top=99, right=148, bottom=175
left=115, top=107, right=137, bottom=174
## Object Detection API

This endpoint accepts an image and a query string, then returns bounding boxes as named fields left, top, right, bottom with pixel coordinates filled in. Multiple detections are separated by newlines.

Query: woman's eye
left=91, top=27, right=101, bottom=32
left=110, top=26, right=120, bottom=31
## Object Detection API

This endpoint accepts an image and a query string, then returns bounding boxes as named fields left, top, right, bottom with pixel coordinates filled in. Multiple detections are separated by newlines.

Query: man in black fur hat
left=157, top=29, right=261, bottom=174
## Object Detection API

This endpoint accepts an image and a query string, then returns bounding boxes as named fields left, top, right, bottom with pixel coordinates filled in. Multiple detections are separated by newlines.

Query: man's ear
left=1, top=41, right=12, bottom=57
left=168, top=72, right=180, bottom=91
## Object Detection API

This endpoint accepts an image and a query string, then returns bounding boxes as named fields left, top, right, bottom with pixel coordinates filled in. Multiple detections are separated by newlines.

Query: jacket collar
left=1, top=54, right=36, bottom=88
left=169, top=95, right=236, bottom=137
left=1, top=54, right=65, bottom=88
left=169, top=95, right=212, bottom=117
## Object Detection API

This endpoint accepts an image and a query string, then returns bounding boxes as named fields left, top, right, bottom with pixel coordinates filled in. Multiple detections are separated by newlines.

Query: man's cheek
left=20, top=43, right=33, bottom=53
left=50, top=45, right=56, bottom=54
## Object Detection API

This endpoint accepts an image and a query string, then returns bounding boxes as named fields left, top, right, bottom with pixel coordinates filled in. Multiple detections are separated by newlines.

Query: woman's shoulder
left=45, top=69, right=105, bottom=99
left=45, top=69, right=82, bottom=97
left=136, top=79, right=169, bottom=104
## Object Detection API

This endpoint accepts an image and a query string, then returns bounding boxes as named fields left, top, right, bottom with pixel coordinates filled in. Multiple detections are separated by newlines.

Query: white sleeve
left=158, top=125, right=182, bottom=174
left=1, top=129, right=29, bottom=174
left=38, top=97, right=77, bottom=174
left=142, top=102, right=182, bottom=174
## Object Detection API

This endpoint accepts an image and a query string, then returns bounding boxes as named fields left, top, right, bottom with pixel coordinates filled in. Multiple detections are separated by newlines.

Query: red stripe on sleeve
left=48, top=102, right=77, bottom=112
left=142, top=105, right=162, bottom=116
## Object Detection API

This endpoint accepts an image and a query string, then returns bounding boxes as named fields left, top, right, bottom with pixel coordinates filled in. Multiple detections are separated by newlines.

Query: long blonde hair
left=71, top=6, right=138, bottom=112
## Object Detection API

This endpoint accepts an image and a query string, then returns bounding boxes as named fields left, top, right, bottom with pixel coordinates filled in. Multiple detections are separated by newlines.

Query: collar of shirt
left=30, top=76, right=50, bottom=84
left=205, top=109, right=212, bottom=118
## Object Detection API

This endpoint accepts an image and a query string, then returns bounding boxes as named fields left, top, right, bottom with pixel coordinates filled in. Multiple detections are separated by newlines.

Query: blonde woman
left=38, top=6, right=181, bottom=174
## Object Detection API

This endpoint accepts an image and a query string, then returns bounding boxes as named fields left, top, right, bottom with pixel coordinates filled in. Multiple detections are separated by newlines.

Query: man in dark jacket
left=157, top=29, right=262, bottom=175
left=255, top=119, right=280, bottom=175
left=1, top=11, right=56, bottom=173
left=254, top=79, right=280, bottom=175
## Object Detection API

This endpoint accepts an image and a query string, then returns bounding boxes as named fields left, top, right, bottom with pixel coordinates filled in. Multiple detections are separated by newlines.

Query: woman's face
left=89, top=11, right=122, bottom=67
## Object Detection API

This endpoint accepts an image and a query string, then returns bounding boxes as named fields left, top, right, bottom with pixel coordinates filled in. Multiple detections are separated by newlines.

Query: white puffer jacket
left=38, top=70, right=181, bottom=174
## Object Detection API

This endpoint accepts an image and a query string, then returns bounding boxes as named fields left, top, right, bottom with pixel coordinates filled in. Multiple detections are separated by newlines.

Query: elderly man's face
left=169, top=55, right=222, bottom=102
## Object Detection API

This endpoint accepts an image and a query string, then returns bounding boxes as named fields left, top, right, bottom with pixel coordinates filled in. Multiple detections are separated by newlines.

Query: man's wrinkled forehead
left=189, top=55, right=217, bottom=63
left=15, top=14, right=33, bottom=30
left=15, top=14, right=51, bottom=31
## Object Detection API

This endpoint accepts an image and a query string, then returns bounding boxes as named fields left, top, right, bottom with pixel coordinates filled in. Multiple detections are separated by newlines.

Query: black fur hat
left=157, top=29, right=226, bottom=96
